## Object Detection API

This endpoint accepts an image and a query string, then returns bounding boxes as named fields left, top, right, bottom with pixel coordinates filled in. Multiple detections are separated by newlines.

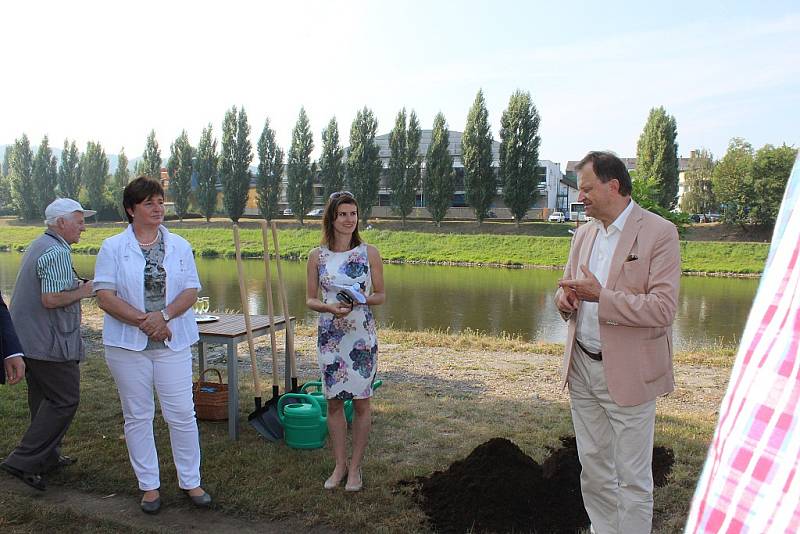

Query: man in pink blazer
left=555, top=151, right=681, bottom=534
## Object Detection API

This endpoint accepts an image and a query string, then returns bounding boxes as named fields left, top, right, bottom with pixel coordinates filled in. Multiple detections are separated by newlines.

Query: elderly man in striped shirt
left=1, top=198, right=95, bottom=491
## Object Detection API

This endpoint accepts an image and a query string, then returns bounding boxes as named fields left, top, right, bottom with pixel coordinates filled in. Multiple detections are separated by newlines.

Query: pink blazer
left=555, top=202, right=681, bottom=407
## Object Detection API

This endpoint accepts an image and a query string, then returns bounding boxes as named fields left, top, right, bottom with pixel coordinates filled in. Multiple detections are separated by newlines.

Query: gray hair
left=45, top=211, right=79, bottom=227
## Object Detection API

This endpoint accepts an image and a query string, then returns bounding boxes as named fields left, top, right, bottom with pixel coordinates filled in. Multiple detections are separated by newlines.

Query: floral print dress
left=317, top=244, right=378, bottom=400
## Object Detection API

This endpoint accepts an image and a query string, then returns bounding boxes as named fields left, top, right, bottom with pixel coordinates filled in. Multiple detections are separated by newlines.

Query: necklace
left=136, top=230, right=160, bottom=247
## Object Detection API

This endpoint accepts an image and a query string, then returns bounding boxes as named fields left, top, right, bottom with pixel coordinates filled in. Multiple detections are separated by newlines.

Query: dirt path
left=0, top=477, right=338, bottom=534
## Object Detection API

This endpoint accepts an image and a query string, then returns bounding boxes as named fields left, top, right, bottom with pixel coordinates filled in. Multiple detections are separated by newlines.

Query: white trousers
left=105, top=345, right=201, bottom=491
left=568, top=346, right=656, bottom=534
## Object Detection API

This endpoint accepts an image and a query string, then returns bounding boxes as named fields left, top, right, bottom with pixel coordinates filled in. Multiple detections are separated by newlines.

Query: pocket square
left=625, top=254, right=639, bottom=262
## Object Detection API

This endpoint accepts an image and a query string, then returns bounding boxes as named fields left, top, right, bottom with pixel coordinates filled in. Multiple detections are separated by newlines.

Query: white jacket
left=94, top=225, right=201, bottom=351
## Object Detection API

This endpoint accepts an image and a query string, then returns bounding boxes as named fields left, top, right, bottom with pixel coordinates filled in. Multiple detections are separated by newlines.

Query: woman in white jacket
left=95, top=176, right=211, bottom=514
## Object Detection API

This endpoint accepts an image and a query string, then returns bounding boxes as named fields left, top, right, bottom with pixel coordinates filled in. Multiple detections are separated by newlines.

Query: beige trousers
left=568, top=345, right=656, bottom=534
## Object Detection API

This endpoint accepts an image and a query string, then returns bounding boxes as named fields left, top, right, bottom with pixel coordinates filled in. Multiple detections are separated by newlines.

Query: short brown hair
left=321, top=191, right=362, bottom=249
left=575, top=151, right=632, bottom=196
left=123, top=176, right=164, bottom=223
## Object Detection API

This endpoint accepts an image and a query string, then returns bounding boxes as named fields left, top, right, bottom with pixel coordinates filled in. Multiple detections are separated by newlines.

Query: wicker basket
left=193, top=369, right=228, bottom=421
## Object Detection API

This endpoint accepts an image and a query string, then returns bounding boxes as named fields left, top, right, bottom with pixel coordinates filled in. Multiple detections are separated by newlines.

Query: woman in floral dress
left=306, top=191, right=385, bottom=492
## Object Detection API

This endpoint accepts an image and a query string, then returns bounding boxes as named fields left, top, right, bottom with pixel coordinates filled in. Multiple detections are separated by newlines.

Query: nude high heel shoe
left=345, top=468, right=363, bottom=492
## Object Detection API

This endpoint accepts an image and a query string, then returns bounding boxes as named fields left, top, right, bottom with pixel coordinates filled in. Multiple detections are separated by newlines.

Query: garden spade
left=247, top=221, right=284, bottom=441
left=232, top=225, right=265, bottom=426
left=270, top=221, right=301, bottom=393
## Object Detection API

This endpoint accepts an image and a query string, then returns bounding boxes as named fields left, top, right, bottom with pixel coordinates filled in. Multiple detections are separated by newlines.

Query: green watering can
left=277, top=393, right=326, bottom=449
left=300, top=380, right=383, bottom=423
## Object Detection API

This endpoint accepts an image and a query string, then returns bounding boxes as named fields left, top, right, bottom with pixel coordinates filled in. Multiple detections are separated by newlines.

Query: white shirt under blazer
left=94, top=225, right=201, bottom=352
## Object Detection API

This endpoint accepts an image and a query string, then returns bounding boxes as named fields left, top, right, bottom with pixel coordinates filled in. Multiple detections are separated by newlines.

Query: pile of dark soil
left=408, top=436, right=674, bottom=534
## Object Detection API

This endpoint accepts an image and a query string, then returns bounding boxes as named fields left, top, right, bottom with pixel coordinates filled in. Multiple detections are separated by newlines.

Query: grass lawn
left=0, top=306, right=732, bottom=533
left=0, top=222, right=768, bottom=274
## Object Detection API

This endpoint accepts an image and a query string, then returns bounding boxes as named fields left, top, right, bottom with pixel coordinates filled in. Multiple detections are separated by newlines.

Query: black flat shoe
left=46, top=455, right=77, bottom=473
left=57, top=455, right=77, bottom=467
left=140, top=490, right=161, bottom=514
left=1, top=462, right=46, bottom=491
left=184, top=489, right=212, bottom=507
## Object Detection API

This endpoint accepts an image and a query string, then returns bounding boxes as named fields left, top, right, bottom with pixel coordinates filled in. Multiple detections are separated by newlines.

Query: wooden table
left=196, top=313, right=295, bottom=440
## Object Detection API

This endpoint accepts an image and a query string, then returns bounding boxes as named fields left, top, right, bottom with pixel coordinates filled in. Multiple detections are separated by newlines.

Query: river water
left=0, top=253, right=758, bottom=348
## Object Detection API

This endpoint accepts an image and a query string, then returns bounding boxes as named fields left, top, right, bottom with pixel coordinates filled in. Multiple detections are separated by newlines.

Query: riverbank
left=0, top=223, right=768, bottom=275
left=0, top=305, right=732, bottom=533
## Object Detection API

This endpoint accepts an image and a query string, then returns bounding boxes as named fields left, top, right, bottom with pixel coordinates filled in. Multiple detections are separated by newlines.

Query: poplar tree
left=9, top=134, right=36, bottom=220
left=424, top=112, right=455, bottom=227
left=319, top=117, right=344, bottom=200
left=680, top=149, right=716, bottom=216
left=388, top=108, right=422, bottom=226
left=81, top=141, right=109, bottom=213
left=286, top=107, right=314, bottom=224
left=141, top=130, right=162, bottom=180
left=500, top=90, right=541, bottom=226
left=346, top=107, right=382, bottom=225
left=32, top=136, right=58, bottom=214
left=220, top=106, right=253, bottom=222
left=59, top=139, right=81, bottom=199
left=256, top=117, right=284, bottom=221
left=167, top=130, right=194, bottom=221
left=636, top=106, right=679, bottom=209
left=463, top=89, right=496, bottom=225
left=113, top=149, right=130, bottom=220
left=195, top=124, right=219, bottom=222
left=0, top=174, right=10, bottom=214
left=2, top=147, right=10, bottom=176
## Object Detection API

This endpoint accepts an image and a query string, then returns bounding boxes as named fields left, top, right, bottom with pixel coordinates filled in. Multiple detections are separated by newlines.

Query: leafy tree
left=286, top=107, right=315, bottom=224
left=32, top=136, right=58, bottom=214
left=9, top=134, right=36, bottom=220
left=636, top=106, right=679, bottom=209
left=750, top=144, right=798, bottom=228
left=141, top=130, right=162, bottom=180
left=423, top=112, right=455, bottom=227
left=195, top=124, right=219, bottom=222
left=388, top=109, right=423, bottom=226
left=346, top=107, right=382, bottom=225
left=319, top=117, right=345, bottom=200
left=500, top=90, right=541, bottom=227
left=59, top=139, right=81, bottom=199
left=113, top=148, right=130, bottom=220
left=80, top=141, right=109, bottom=213
left=680, top=149, right=716, bottom=216
left=220, top=106, right=253, bottom=222
left=167, top=130, right=194, bottom=221
left=463, top=89, right=496, bottom=225
left=712, top=138, right=754, bottom=226
left=256, top=117, right=285, bottom=221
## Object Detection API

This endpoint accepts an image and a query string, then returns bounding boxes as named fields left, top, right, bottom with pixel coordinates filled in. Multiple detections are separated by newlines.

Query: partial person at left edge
left=1, top=291, right=25, bottom=385
left=1, top=198, right=96, bottom=491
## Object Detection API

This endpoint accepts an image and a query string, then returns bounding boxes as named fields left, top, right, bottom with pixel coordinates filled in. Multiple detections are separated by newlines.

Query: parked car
left=282, top=208, right=294, bottom=216
left=706, top=213, right=721, bottom=222
left=548, top=212, right=566, bottom=223
left=306, top=208, right=324, bottom=217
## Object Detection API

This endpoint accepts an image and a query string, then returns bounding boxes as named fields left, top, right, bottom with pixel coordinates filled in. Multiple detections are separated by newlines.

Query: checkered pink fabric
left=686, top=155, right=800, bottom=533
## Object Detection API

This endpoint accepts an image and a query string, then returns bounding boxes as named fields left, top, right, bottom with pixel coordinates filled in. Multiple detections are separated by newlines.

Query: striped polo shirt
left=37, top=232, right=77, bottom=294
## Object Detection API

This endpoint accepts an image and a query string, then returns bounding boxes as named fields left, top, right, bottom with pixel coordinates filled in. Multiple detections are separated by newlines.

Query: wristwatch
left=160, top=309, right=171, bottom=322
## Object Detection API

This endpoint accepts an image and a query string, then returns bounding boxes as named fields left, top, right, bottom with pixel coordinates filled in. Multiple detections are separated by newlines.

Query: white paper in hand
left=331, top=282, right=367, bottom=304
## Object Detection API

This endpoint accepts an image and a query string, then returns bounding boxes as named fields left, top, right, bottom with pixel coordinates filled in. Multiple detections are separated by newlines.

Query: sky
left=1, top=0, right=798, bottom=168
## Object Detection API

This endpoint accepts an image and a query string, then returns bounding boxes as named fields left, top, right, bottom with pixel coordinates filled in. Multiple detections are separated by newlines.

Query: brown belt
left=575, top=338, right=602, bottom=361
